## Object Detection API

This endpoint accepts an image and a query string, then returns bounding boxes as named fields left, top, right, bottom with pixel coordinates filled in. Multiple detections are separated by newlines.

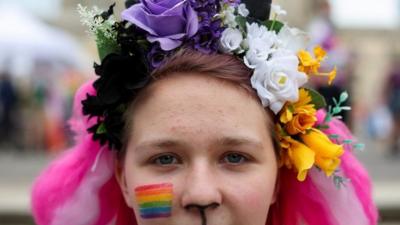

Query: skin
left=116, top=73, right=278, bottom=225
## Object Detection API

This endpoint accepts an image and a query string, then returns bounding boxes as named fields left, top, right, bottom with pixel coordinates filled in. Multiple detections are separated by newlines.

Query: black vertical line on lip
left=200, top=209, right=207, bottom=225
left=185, top=203, right=220, bottom=225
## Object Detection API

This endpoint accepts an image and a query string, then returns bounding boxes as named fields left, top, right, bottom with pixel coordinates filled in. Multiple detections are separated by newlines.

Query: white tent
left=0, top=4, right=89, bottom=77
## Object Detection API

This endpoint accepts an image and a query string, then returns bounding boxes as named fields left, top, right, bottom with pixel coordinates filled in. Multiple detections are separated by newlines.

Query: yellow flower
left=295, top=88, right=313, bottom=107
left=279, top=89, right=317, bottom=135
left=300, top=128, right=344, bottom=177
left=297, top=50, right=320, bottom=75
left=279, top=136, right=315, bottom=181
left=279, top=104, right=293, bottom=124
left=297, top=45, right=337, bottom=85
left=328, top=66, right=337, bottom=85
left=314, top=45, right=326, bottom=61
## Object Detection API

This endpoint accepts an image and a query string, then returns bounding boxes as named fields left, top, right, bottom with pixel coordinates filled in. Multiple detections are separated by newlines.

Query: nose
left=180, top=162, right=222, bottom=209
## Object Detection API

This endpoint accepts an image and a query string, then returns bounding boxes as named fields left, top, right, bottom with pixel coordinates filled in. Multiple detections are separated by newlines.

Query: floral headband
left=78, top=0, right=361, bottom=184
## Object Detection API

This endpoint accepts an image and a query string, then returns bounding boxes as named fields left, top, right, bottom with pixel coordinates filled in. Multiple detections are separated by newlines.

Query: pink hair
left=31, top=82, right=378, bottom=225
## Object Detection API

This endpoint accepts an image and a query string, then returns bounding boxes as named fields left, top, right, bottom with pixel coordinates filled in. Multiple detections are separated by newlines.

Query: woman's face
left=117, top=74, right=278, bottom=225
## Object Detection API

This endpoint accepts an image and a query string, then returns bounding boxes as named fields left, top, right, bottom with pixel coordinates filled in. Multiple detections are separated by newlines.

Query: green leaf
left=305, top=88, right=327, bottom=110
left=235, top=16, right=247, bottom=31
left=96, top=123, right=107, bottom=134
left=324, top=114, right=332, bottom=123
left=343, top=139, right=353, bottom=144
left=288, top=104, right=295, bottom=113
left=339, top=91, right=349, bottom=103
left=353, top=143, right=365, bottom=151
left=316, top=124, right=330, bottom=130
left=261, top=20, right=284, bottom=33
left=332, top=106, right=341, bottom=114
left=278, top=127, right=289, bottom=137
left=333, top=174, right=349, bottom=189
left=115, top=104, right=127, bottom=113
left=96, top=31, right=120, bottom=61
left=137, top=39, right=150, bottom=51
left=329, top=134, right=339, bottom=139
left=332, top=97, right=338, bottom=106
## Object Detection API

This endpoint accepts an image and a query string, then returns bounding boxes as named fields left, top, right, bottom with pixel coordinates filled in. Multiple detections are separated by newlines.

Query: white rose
left=244, top=48, right=267, bottom=69
left=237, top=3, right=249, bottom=17
left=277, top=25, right=309, bottom=53
left=250, top=51, right=308, bottom=114
left=219, top=28, right=243, bottom=53
left=271, top=4, right=287, bottom=16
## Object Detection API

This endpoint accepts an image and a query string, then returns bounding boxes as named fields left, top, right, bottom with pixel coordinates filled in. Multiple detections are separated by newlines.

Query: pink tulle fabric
left=31, top=81, right=136, bottom=225
left=268, top=110, right=378, bottom=225
left=31, top=82, right=378, bottom=225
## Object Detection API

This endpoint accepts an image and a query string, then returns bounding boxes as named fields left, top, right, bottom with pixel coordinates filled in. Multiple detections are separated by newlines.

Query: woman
left=31, top=1, right=378, bottom=225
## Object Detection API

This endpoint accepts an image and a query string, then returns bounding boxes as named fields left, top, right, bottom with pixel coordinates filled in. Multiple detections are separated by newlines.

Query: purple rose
left=121, top=0, right=199, bottom=51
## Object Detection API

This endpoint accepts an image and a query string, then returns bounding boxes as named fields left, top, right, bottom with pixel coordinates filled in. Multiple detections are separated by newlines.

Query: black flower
left=93, top=53, right=149, bottom=105
left=82, top=24, right=150, bottom=150
left=87, top=111, right=124, bottom=150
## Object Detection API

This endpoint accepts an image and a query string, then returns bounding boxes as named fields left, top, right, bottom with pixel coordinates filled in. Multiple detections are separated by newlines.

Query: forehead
left=130, top=73, right=271, bottom=142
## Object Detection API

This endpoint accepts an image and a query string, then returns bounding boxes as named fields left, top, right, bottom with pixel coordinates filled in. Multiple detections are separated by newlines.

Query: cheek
left=232, top=182, right=275, bottom=209
left=224, top=171, right=277, bottom=220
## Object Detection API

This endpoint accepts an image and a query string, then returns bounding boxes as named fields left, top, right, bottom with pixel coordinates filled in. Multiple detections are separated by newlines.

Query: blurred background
left=0, top=0, right=399, bottom=224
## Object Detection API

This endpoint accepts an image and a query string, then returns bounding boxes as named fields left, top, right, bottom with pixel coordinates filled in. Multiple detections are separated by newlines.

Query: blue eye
left=223, top=153, right=246, bottom=164
left=153, top=154, right=179, bottom=165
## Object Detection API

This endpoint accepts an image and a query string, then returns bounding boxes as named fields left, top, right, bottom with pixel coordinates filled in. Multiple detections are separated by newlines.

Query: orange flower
left=286, top=107, right=317, bottom=135
left=279, top=89, right=317, bottom=135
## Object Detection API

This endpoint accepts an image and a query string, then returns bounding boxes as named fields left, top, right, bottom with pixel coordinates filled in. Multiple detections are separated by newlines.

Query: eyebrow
left=134, top=139, right=188, bottom=153
left=134, top=136, right=263, bottom=152
left=216, top=136, right=263, bottom=149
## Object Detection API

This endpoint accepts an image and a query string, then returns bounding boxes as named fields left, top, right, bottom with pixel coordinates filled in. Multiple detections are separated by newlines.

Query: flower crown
left=78, top=0, right=361, bottom=184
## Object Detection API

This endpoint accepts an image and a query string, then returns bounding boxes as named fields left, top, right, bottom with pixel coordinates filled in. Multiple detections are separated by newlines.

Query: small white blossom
left=77, top=4, right=117, bottom=43
left=243, top=23, right=278, bottom=68
left=250, top=50, right=308, bottom=114
left=271, top=4, right=287, bottom=16
left=219, top=28, right=244, bottom=53
left=277, top=25, right=309, bottom=53
left=221, top=6, right=237, bottom=27
left=237, top=3, right=249, bottom=17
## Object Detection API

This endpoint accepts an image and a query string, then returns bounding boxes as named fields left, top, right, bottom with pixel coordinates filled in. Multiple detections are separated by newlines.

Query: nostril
left=184, top=202, right=220, bottom=211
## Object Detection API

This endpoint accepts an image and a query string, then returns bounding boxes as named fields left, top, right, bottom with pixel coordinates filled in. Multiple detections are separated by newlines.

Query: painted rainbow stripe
left=134, top=183, right=173, bottom=219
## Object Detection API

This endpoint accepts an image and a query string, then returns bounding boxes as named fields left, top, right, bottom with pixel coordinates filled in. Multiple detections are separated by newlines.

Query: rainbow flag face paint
left=134, top=183, right=173, bottom=219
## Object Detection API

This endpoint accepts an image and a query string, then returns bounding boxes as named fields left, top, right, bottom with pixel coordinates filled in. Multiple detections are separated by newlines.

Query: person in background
left=384, top=57, right=400, bottom=156
left=0, top=72, right=18, bottom=147
left=308, top=0, right=352, bottom=126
